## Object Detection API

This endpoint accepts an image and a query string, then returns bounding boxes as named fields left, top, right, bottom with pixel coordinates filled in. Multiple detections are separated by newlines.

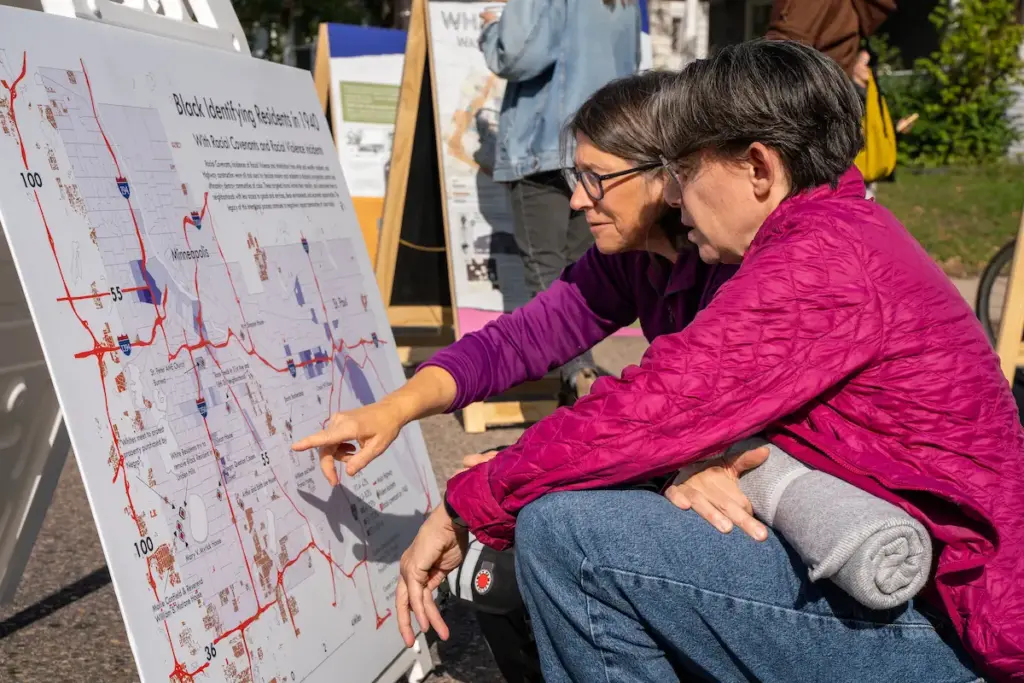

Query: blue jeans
left=514, top=490, right=983, bottom=683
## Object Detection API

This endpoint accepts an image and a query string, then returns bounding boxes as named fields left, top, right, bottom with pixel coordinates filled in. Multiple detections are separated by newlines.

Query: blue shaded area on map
left=299, top=346, right=330, bottom=378
left=311, top=307, right=318, bottom=324
left=129, top=256, right=202, bottom=337
left=344, top=356, right=376, bottom=406
left=130, top=259, right=163, bottom=305
left=191, top=301, right=207, bottom=337
left=332, top=320, right=339, bottom=330
left=294, top=277, right=305, bottom=306
left=241, top=408, right=263, bottom=450
left=299, top=350, right=313, bottom=377
left=284, top=343, right=292, bottom=357
left=323, top=322, right=332, bottom=341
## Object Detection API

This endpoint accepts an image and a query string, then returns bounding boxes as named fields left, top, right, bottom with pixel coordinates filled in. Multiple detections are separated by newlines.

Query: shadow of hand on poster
left=296, top=484, right=427, bottom=565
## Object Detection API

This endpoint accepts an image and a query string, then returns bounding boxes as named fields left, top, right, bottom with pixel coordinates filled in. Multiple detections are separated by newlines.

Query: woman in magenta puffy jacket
left=295, top=41, right=1024, bottom=682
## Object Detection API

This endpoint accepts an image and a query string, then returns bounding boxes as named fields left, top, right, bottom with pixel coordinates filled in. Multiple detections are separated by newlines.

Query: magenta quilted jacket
left=443, top=167, right=1024, bottom=680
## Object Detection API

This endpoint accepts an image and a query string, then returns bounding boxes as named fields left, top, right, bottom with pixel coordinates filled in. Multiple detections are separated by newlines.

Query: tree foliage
left=231, top=0, right=397, bottom=63
left=882, top=0, right=1024, bottom=167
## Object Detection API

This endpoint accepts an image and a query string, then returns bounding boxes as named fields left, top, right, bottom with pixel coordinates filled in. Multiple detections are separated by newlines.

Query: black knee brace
left=445, top=445, right=525, bottom=615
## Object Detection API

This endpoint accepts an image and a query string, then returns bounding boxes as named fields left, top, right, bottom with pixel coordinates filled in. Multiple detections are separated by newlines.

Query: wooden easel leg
left=462, top=402, right=487, bottom=434
left=996, top=206, right=1024, bottom=383
left=460, top=399, right=559, bottom=434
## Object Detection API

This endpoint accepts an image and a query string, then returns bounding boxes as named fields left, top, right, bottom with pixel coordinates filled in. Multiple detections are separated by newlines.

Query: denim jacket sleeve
left=479, top=0, right=567, bottom=82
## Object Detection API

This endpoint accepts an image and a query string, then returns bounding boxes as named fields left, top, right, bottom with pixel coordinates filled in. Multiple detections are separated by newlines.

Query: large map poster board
left=425, top=0, right=650, bottom=338
left=324, top=23, right=406, bottom=266
left=0, top=6, right=439, bottom=682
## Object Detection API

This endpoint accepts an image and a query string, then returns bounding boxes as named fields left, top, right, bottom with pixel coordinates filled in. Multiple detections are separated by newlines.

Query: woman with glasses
left=293, top=68, right=741, bottom=485
left=477, top=0, right=644, bottom=406
left=291, top=69, right=761, bottom=679
left=296, top=40, right=1024, bottom=683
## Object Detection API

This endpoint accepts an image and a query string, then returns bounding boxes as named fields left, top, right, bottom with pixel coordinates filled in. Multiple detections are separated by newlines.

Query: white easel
left=0, top=1, right=434, bottom=681
left=0, top=237, right=71, bottom=605
left=11, top=0, right=250, bottom=54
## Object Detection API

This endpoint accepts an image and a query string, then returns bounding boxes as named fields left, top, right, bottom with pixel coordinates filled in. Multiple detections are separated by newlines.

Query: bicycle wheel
left=976, top=239, right=1017, bottom=345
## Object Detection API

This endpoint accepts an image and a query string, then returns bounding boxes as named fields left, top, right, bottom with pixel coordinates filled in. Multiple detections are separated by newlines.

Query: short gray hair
left=652, top=39, right=865, bottom=192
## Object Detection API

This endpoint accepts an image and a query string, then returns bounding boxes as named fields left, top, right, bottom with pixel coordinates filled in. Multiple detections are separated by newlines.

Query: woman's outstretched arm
left=293, top=248, right=638, bottom=477
left=419, top=248, right=638, bottom=412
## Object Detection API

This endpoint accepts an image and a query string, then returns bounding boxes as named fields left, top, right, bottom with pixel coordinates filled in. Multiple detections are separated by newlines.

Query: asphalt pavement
left=0, top=337, right=648, bottom=683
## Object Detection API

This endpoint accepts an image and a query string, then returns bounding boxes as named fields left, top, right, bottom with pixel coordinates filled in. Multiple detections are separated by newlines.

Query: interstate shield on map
left=0, top=6, right=440, bottom=682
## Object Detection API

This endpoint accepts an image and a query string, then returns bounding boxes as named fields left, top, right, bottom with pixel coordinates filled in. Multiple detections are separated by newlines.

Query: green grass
left=875, top=164, right=1024, bottom=277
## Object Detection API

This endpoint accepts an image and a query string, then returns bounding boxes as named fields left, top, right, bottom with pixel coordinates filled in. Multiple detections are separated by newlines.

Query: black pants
left=475, top=598, right=543, bottom=683
left=508, top=170, right=592, bottom=295
left=508, top=171, right=596, bottom=384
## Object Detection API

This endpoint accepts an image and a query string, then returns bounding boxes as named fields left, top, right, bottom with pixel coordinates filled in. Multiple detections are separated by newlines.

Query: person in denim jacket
left=478, top=0, right=641, bottom=402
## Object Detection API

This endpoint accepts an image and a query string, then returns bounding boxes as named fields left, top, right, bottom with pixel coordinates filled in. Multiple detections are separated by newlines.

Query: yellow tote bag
left=854, top=70, right=897, bottom=183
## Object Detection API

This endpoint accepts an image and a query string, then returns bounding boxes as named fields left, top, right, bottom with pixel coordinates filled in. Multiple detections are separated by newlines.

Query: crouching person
left=296, top=44, right=1021, bottom=682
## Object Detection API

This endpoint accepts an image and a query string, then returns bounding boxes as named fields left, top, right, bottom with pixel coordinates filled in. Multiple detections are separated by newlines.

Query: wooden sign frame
left=313, top=21, right=409, bottom=267
left=994, top=205, right=1024, bottom=383
left=376, top=0, right=456, bottom=337
left=372, top=0, right=560, bottom=432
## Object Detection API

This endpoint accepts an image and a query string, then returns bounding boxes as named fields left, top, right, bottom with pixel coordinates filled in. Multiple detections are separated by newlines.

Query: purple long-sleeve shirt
left=421, top=245, right=737, bottom=411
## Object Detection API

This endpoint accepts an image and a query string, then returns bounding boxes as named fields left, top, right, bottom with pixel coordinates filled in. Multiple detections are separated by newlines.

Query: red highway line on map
left=185, top=343, right=264, bottom=607
left=71, top=314, right=380, bottom=367
left=241, top=631, right=255, bottom=679
left=80, top=58, right=121, bottom=179
left=8, top=52, right=197, bottom=683
left=313, top=543, right=391, bottom=628
left=1, top=52, right=28, bottom=169
left=185, top=339, right=264, bottom=681
left=56, top=285, right=151, bottom=302
left=81, top=59, right=167, bottom=336
left=326, top=540, right=338, bottom=607
left=80, top=58, right=203, bottom=682
left=217, top=348, right=394, bottom=629
left=166, top=621, right=211, bottom=681
left=195, top=316, right=396, bottom=672
left=279, top=569, right=299, bottom=636
left=304, top=246, right=343, bottom=423
left=8, top=51, right=421, bottom=680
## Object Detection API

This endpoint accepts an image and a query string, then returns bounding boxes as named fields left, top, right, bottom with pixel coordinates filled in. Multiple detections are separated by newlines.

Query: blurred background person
left=764, top=0, right=900, bottom=198
left=478, top=0, right=643, bottom=405
left=764, top=0, right=896, bottom=89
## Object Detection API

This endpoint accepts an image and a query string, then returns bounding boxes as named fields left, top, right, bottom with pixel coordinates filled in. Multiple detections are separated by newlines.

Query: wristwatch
left=444, top=495, right=469, bottom=530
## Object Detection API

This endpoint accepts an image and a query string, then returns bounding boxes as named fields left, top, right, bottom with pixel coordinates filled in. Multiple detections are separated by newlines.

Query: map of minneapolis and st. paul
left=0, top=51, right=436, bottom=683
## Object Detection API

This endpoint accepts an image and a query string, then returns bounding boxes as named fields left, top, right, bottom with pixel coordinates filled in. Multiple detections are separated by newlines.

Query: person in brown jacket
left=764, top=0, right=897, bottom=89
left=765, top=0, right=905, bottom=198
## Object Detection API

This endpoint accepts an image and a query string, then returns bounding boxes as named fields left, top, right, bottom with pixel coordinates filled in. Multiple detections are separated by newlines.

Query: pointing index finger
left=292, top=422, right=352, bottom=452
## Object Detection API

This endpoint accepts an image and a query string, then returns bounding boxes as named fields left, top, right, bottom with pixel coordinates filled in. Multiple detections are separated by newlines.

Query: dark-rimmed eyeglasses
left=570, top=161, right=663, bottom=201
